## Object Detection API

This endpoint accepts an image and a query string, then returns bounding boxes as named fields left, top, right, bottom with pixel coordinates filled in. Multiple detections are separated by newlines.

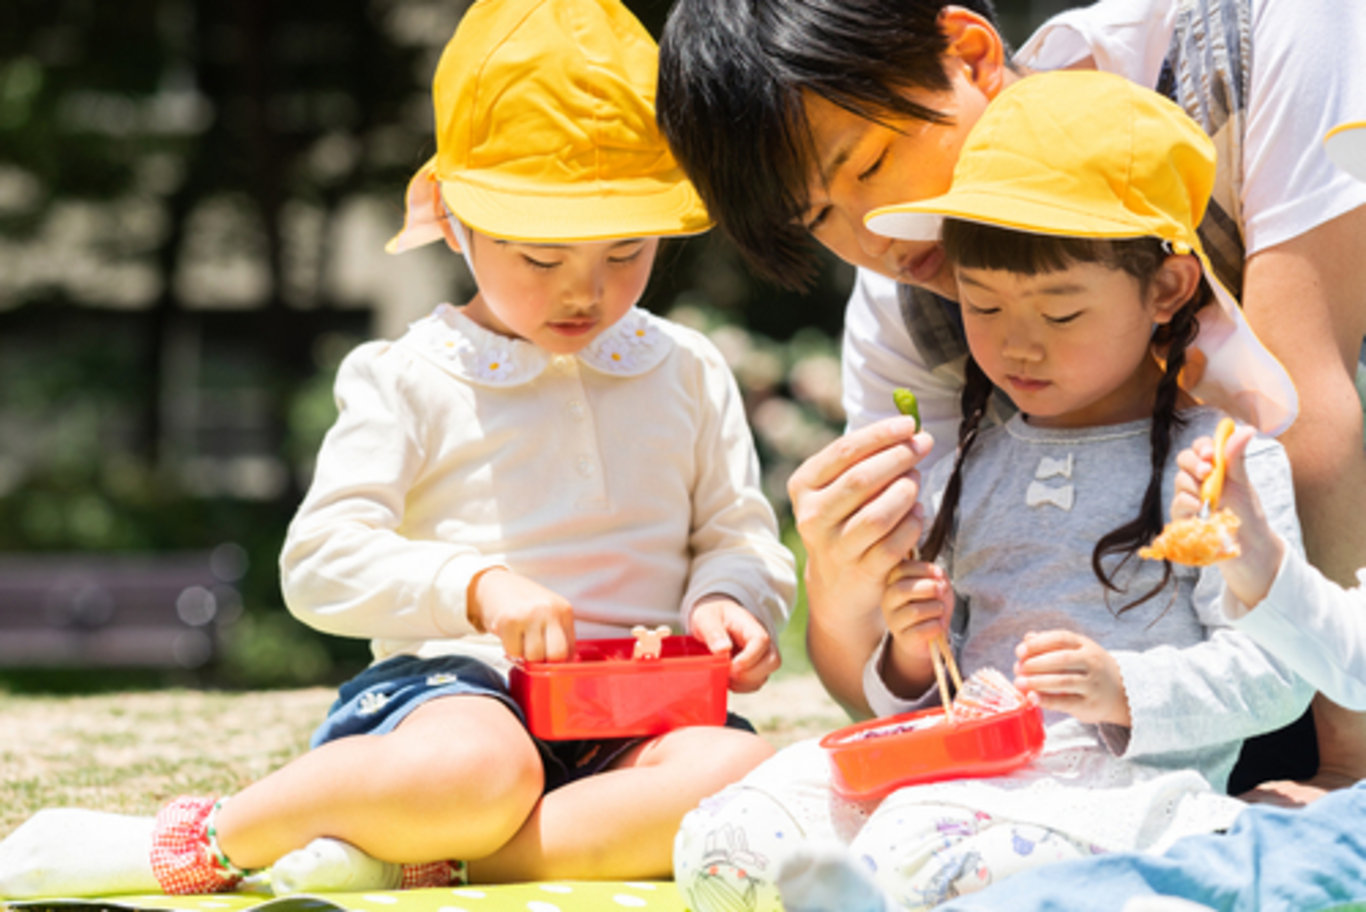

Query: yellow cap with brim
left=1325, top=120, right=1366, bottom=183
left=387, top=0, right=711, bottom=254
left=865, top=70, right=1297, bottom=436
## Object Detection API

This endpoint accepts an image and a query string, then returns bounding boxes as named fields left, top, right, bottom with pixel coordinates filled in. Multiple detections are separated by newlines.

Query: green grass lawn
left=0, top=526, right=844, bottom=840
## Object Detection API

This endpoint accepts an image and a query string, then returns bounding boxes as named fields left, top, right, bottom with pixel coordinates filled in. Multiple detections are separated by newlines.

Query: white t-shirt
left=842, top=0, right=1366, bottom=470
left=281, top=305, right=796, bottom=671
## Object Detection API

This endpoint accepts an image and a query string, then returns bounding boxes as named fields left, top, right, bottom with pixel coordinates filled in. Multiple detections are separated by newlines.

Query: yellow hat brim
left=1325, top=120, right=1366, bottom=182
left=386, top=157, right=712, bottom=253
left=866, top=200, right=1298, bottom=436
left=866, top=190, right=1172, bottom=247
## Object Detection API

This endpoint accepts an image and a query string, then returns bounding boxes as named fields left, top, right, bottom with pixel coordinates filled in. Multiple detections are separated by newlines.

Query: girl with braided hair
left=673, top=71, right=1312, bottom=912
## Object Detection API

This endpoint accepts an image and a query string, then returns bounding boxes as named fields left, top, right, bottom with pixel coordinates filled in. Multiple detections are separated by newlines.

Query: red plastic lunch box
left=820, top=698, right=1046, bottom=801
left=508, top=635, right=729, bottom=740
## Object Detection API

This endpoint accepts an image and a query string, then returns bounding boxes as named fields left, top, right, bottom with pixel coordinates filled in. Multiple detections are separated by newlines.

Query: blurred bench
left=0, top=546, right=246, bottom=670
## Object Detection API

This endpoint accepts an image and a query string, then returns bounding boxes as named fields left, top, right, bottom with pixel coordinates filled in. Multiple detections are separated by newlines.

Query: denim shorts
left=312, top=653, right=755, bottom=793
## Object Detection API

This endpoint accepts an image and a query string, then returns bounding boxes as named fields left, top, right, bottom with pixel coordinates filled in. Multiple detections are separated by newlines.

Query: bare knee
left=383, top=697, right=544, bottom=849
left=695, top=726, right=775, bottom=784
left=636, top=726, right=774, bottom=799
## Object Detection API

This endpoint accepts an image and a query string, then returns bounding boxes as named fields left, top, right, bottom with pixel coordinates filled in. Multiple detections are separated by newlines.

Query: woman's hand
left=787, top=417, right=933, bottom=713
left=1014, top=630, right=1130, bottom=727
left=880, top=558, right=953, bottom=699
left=691, top=594, right=781, bottom=693
left=470, top=568, right=576, bottom=662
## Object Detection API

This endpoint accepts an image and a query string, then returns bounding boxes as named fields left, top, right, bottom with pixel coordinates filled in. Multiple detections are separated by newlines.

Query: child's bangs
left=941, top=219, right=1117, bottom=274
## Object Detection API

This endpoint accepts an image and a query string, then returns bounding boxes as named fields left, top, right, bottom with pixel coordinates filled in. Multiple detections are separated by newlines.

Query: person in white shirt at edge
left=655, top=0, right=1366, bottom=805
left=0, top=0, right=795, bottom=900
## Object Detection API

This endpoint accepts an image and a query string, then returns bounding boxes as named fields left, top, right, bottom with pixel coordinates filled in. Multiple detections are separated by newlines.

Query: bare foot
left=269, top=837, right=400, bottom=895
left=1236, top=771, right=1351, bottom=808
left=0, top=809, right=158, bottom=898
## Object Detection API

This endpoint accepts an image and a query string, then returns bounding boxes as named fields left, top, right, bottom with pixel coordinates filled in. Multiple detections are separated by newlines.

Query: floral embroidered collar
left=401, top=304, right=674, bottom=386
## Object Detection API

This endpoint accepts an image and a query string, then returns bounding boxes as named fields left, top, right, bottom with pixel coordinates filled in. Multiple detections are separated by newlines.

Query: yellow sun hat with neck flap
left=865, top=69, right=1298, bottom=437
left=387, top=0, right=711, bottom=253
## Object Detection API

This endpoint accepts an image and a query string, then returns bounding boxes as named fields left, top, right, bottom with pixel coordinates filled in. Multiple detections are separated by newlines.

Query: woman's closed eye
left=857, top=149, right=887, bottom=182
left=1044, top=311, right=1083, bottom=326
left=805, top=205, right=832, bottom=233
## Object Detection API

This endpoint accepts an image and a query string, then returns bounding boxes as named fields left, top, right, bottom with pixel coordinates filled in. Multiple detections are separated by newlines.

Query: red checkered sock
left=150, top=796, right=249, bottom=894
left=399, top=859, right=469, bottom=889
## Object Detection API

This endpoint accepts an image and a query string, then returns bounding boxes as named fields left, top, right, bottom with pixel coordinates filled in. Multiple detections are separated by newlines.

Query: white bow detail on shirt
left=1034, top=453, right=1074, bottom=480
left=1026, top=480, right=1074, bottom=511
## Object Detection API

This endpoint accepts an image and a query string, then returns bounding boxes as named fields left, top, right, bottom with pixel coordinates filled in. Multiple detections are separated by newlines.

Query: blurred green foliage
left=0, top=0, right=1078, bottom=689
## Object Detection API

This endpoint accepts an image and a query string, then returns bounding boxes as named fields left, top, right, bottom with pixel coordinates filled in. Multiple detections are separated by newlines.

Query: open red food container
left=508, top=635, right=729, bottom=740
left=820, top=697, right=1045, bottom=801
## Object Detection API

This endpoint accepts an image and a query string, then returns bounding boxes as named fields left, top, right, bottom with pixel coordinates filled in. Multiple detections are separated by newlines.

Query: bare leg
left=0, top=701, right=772, bottom=895
left=1241, top=695, right=1366, bottom=808
left=471, top=724, right=774, bottom=882
left=216, top=695, right=544, bottom=868
left=0, top=695, right=540, bottom=899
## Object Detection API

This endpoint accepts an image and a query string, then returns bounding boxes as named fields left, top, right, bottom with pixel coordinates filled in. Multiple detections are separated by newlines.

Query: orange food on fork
left=1141, top=418, right=1241, bottom=566
left=1138, top=509, right=1241, bottom=566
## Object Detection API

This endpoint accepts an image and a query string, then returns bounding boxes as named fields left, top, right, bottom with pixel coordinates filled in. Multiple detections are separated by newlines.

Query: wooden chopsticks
left=929, top=631, right=962, bottom=723
left=905, top=541, right=963, bottom=722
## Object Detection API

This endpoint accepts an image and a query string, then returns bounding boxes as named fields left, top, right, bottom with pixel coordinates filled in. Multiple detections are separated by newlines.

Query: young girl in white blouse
left=0, top=0, right=794, bottom=899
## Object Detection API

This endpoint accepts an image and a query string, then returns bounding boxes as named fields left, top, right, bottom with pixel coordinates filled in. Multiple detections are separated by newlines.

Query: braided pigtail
left=920, top=356, right=994, bottom=564
left=1092, top=283, right=1207, bottom=613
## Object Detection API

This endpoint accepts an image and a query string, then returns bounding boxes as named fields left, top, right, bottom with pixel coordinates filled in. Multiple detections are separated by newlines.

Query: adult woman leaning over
left=656, top=0, right=1366, bottom=800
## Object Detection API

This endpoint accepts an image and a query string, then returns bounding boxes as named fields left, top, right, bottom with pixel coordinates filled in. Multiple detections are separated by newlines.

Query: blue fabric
left=312, top=653, right=754, bottom=793
left=938, top=782, right=1366, bottom=912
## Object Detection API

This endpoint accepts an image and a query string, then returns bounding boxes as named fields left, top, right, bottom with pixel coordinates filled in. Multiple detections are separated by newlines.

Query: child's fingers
left=1174, top=445, right=1210, bottom=485
left=689, top=603, right=736, bottom=654
left=713, top=607, right=778, bottom=692
left=543, top=618, right=574, bottom=663
left=884, top=602, right=947, bottom=643
left=883, top=575, right=949, bottom=639
left=1016, top=671, right=1087, bottom=696
left=1172, top=447, right=1210, bottom=520
left=885, top=572, right=949, bottom=613
left=1013, top=629, right=1081, bottom=661
left=1030, top=692, right=1088, bottom=715
left=1221, top=425, right=1256, bottom=484
left=1170, top=488, right=1203, bottom=521
left=886, top=557, right=943, bottom=586
left=729, top=642, right=781, bottom=693
left=519, top=625, right=548, bottom=664
left=726, top=614, right=769, bottom=665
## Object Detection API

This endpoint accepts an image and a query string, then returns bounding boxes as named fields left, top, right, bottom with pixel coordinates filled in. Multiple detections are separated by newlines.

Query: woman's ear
left=939, top=6, right=1009, bottom=99
left=1150, top=254, right=1204, bottom=324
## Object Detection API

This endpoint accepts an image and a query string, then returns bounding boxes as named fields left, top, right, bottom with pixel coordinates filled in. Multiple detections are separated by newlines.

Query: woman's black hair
left=919, top=221, right=1210, bottom=614
left=657, top=0, right=1000, bottom=288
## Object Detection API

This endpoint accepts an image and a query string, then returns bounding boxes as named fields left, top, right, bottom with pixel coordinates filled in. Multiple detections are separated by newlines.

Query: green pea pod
left=893, top=387, right=920, bottom=429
